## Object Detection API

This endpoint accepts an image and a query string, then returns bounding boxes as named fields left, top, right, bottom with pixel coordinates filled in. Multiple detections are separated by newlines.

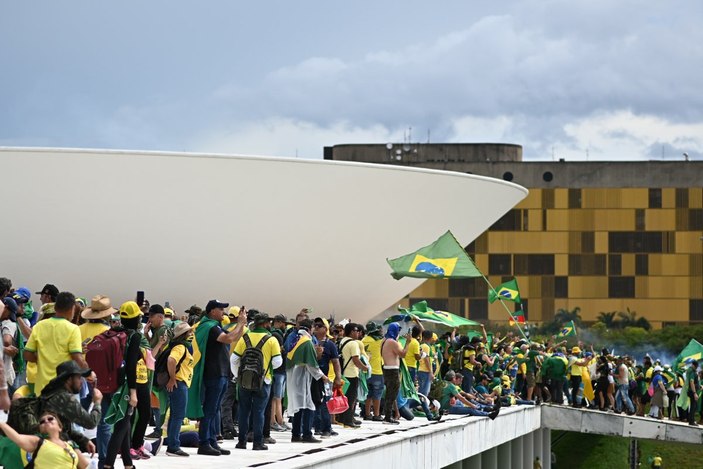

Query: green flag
left=488, top=278, right=521, bottom=303
left=557, top=320, right=577, bottom=338
left=385, top=300, right=481, bottom=328
left=673, top=339, right=703, bottom=371
left=387, top=230, right=483, bottom=280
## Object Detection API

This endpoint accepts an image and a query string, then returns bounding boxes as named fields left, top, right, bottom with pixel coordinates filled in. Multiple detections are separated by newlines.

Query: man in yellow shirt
left=339, top=323, right=369, bottom=427
left=418, top=330, right=435, bottom=396
left=362, top=321, right=384, bottom=420
left=164, top=323, right=195, bottom=457
left=231, top=313, right=282, bottom=451
left=24, top=291, right=87, bottom=396
left=403, top=325, right=423, bottom=384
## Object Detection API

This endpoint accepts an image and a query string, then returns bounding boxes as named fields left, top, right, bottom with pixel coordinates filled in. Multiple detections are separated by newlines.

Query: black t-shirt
left=203, top=325, right=229, bottom=379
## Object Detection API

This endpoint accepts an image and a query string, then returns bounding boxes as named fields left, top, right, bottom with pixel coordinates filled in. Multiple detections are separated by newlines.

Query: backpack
left=85, top=329, right=130, bottom=394
left=428, top=378, right=447, bottom=403
left=450, top=346, right=466, bottom=372
left=238, top=334, right=272, bottom=391
left=153, top=343, right=187, bottom=390
left=5, top=395, right=45, bottom=435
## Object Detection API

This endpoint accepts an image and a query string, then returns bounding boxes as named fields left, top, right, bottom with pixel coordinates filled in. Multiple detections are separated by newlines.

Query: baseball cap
left=228, top=306, right=242, bottom=318
left=149, top=304, right=165, bottom=316
left=205, top=299, right=229, bottom=312
left=36, top=284, right=59, bottom=298
left=273, top=313, right=293, bottom=324
left=3, top=297, right=19, bottom=316
left=119, top=301, right=143, bottom=319
left=12, top=287, right=32, bottom=304
left=253, top=312, right=272, bottom=325
left=163, top=307, right=174, bottom=318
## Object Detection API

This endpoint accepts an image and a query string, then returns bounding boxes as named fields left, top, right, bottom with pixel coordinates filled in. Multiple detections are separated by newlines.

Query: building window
left=609, top=277, right=635, bottom=298
left=581, top=231, right=595, bottom=253
left=469, top=299, right=488, bottom=320
left=428, top=298, right=449, bottom=312
left=690, top=209, right=703, bottom=231
left=635, top=254, right=649, bottom=275
left=514, top=254, right=555, bottom=275
left=555, top=276, right=568, bottom=298
left=649, top=188, right=662, bottom=209
left=609, top=255, right=622, bottom=276
left=690, top=300, right=703, bottom=322
left=676, top=188, right=689, bottom=208
left=542, top=189, right=555, bottom=209
left=635, top=209, right=645, bottom=231
left=568, top=189, right=582, bottom=209
left=569, top=255, right=607, bottom=275
left=543, top=171, right=553, bottom=182
left=609, top=232, right=666, bottom=253
left=503, top=172, right=514, bottom=181
left=449, top=278, right=486, bottom=297
left=490, top=209, right=522, bottom=231
left=489, top=254, right=512, bottom=275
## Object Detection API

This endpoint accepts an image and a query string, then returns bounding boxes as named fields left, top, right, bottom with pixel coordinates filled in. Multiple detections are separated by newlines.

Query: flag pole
left=482, top=275, right=531, bottom=343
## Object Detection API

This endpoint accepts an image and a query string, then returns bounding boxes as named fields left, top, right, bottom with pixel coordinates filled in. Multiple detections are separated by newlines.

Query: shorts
left=367, top=374, right=385, bottom=400
left=272, top=373, right=286, bottom=399
left=526, top=371, right=536, bottom=387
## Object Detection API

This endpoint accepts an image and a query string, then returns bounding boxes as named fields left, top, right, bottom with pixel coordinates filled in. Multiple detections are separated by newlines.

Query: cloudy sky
left=2, top=1, right=702, bottom=161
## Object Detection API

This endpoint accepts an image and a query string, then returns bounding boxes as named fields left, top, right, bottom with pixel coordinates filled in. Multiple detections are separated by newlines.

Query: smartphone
left=136, top=291, right=145, bottom=307
left=165, top=301, right=170, bottom=308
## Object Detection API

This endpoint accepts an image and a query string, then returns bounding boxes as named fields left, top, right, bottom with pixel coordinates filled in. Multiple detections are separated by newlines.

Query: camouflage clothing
left=41, top=377, right=101, bottom=450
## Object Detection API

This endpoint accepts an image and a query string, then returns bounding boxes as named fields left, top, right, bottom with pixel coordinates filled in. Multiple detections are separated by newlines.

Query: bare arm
left=217, top=312, right=247, bottom=344
left=16, top=318, right=32, bottom=340
left=0, top=421, right=40, bottom=453
left=351, top=355, right=368, bottom=372
left=24, top=350, right=37, bottom=363
left=71, top=352, right=89, bottom=369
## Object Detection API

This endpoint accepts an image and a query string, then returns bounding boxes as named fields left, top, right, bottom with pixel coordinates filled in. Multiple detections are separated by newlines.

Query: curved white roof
left=0, top=147, right=527, bottom=323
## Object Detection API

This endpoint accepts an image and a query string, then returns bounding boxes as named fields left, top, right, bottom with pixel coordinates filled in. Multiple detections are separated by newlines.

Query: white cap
left=653, top=365, right=663, bottom=372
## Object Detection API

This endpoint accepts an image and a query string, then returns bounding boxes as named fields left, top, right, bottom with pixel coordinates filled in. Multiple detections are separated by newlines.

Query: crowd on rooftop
left=0, top=276, right=700, bottom=469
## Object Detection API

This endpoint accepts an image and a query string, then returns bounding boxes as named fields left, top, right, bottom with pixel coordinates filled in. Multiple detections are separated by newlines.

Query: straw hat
left=81, top=295, right=117, bottom=319
left=173, top=322, right=192, bottom=339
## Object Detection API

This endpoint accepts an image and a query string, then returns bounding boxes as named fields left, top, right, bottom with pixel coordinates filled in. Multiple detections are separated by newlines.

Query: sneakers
left=222, top=430, right=238, bottom=439
left=264, top=436, right=277, bottom=444
left=146, top=429, right=162, bottom=439
left=271, top=423, right=287, bottom=432
left=301, top=436, right=322, bottom=443
left=166, top=448, right=190, bottom=457
left=253, top=443, right=269, bottom=451
left=129, top=448, right=143, bottom=460
left=372, top=416, right=384, bottom=422
left=353, top=419, right=362, bottom=425
left=383, top=419, right=400, bottom=425
left=320, top=431, right=332, bottom=438
left=149, top=438, right=162, bottom=456
left=197, top=444, right=221, bottom=456
left=291, top=435, right=302, bottom=442
left=135, top=446, right=151, bottom=459
left=235, top=441, right=247, bottom=449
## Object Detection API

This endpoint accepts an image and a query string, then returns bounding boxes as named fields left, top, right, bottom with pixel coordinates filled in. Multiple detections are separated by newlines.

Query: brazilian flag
left=557, top=320, right=577, bottom=338
left=672, top=339, right=703, bottom=371
left=488, top=279, right=521, bottom=303
left=387, top=231, right=483, bottom=280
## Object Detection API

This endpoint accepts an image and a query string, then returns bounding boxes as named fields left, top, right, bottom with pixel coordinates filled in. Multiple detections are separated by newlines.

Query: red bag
left=326, top=388, right=349, bottom=415
left=86, top=330, right=128, bottom=394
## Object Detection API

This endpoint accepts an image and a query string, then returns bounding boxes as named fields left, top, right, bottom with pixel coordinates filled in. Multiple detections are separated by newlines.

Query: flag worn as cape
left=488, top=278, right=521, bottom=303
left=387, top=230, right=483, bottom=280
left=557, top=320, right=577, bottom=338
left=286, top=334, right=318, bottom=369
left=186, top=316, right=219, bottom=419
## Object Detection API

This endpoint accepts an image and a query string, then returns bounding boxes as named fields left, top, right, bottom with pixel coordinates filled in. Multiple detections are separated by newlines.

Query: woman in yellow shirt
left=0, top=411, right=89, bottom=469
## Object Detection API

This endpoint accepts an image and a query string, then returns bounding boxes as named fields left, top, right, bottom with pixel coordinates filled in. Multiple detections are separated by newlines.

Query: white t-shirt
left=1, top=320, right=17, bottom=386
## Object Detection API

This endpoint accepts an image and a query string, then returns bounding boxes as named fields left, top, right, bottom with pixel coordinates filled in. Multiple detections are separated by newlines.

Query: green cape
left=186, top=316, right=219, bottom=419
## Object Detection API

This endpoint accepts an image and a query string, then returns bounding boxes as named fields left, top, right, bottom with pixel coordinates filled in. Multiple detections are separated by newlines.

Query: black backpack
left=153, top=343, right=187, bottom=390
left=239, top=334, right=272, bottom=391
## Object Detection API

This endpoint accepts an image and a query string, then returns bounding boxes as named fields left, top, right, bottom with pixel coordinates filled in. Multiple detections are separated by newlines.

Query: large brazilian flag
left=387, top=231, right=483, bottom=280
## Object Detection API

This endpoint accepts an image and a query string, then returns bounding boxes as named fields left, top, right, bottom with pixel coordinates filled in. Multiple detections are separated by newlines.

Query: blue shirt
left=316, top=338, right=339, bottom=375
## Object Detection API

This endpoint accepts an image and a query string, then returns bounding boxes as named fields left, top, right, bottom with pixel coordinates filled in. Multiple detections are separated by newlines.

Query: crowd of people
left=0, top=276, right=700, bottom=469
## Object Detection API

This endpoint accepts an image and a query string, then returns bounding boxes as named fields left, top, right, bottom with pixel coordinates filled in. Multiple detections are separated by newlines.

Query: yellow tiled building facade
left=410, top=187, right=703, bottom=328
left=326, top=144, right=703, bottom=327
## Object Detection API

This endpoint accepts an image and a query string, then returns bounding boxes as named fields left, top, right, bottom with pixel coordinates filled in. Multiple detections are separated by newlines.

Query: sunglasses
left=39, top=416, right=55, bottom=425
